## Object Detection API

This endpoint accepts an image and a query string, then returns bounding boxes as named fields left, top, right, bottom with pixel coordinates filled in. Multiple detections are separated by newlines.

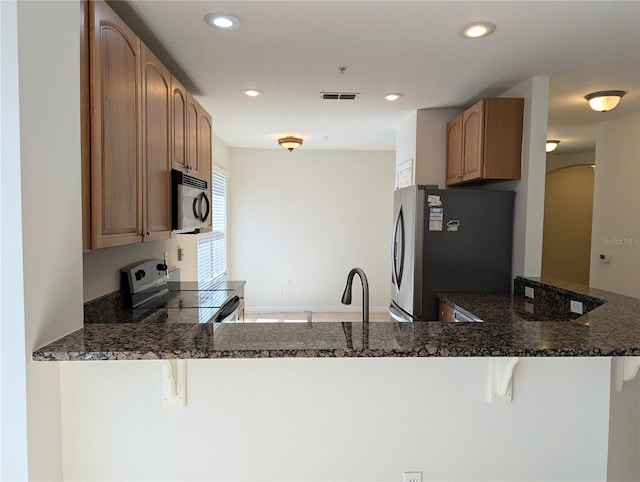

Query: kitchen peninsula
left=33, top=277, right=640, bottom=361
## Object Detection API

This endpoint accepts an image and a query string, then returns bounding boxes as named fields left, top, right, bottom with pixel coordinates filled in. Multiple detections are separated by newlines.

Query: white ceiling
left=113, top=1, right=640, bottom=154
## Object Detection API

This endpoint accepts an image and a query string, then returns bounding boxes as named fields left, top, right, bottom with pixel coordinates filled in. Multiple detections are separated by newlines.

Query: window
left=198, top=168, right=227, bottom=284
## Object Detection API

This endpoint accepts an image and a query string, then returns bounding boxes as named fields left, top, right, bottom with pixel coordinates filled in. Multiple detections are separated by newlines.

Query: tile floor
left=244, top=311, right=391, bottom=323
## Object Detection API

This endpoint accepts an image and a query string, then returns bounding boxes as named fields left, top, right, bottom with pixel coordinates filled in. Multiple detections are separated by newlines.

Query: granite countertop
left=33, top=277, right=640, bottom=361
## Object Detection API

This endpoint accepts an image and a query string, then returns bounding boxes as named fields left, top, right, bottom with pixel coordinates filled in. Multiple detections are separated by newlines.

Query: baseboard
left=246, top=305, right=389, bottom=314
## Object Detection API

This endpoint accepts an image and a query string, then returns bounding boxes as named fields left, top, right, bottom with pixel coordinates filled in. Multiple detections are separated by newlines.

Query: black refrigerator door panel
left=420, top=189, right=514, bottom=320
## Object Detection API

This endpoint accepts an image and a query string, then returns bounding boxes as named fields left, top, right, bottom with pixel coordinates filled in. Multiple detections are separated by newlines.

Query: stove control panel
left=121, top=259, right=167, bottom=296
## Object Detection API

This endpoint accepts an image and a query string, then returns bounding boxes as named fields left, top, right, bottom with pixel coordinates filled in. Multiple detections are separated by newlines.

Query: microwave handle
left=192, top=196, right=200, bottom=219
left=199, top=192, right=210, bottom=222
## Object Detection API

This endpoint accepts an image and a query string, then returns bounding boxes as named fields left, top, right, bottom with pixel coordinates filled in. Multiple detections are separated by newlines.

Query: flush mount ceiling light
left=240, top=89, right=263, bottom=97
left=546, top=140, right=561, bottom=152
left=384, top=93, right=404, bottom=101
left=278, top=136, right=303, bottom=152
left=584, top=90, right=626, bottom=112
left=204, top=13, right=241, bottom=30
left=461, top=21, right=496, bottom=38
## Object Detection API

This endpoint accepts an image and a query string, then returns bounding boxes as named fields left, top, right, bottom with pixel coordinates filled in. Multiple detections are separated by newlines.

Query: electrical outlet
left=402, top=471, right=422, bottom=482
left=525, top=286, right=535, bottom=299
left=570, top=300, right=584, bottom=315
left=287, top=278, right=294, bottom=288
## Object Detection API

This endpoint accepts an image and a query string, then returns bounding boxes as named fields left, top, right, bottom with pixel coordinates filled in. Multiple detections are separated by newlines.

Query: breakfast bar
left=33, top=277, right=640, bottom=361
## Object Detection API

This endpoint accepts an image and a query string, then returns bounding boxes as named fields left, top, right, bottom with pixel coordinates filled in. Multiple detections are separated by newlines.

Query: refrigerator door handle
left=392, top=206, right=405, bottom=289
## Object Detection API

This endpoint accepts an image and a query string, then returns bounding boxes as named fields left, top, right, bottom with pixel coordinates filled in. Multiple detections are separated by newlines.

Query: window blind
left=198, top=168, right=227, bottom=284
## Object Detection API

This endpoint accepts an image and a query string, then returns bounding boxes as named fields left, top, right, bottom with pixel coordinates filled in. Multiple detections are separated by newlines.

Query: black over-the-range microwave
left=172, top=169, right=210, bottom=233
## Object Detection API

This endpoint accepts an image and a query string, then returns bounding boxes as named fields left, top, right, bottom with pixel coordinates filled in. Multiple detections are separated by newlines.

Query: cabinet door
left=461, top=99, right=484, bottom=183
left=90, top=0, right=143, bottom=248
left=171, top=76, right=187, bottom=172
left=438, top=301, right=454, bottom=322
left=483, top=98, right=524, bottom=180
left=186, top=93, right=199, bottom=175
left=446, top=114, right=463, bottom=186
left=197, top=106, right=213, bottom=230
left=141, top=44, right=172, bottom=242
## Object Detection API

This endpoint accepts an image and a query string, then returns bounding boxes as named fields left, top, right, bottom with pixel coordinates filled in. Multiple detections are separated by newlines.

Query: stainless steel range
left=120, top=259, right=241, bottom=322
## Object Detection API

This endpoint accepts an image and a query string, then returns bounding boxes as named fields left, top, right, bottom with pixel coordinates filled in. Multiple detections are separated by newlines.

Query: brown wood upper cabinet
left=186, top=93, right=200, bottom=175
left=446, top=98, right=524, bottom=186
left=88, top=0, right=171, bottom=248
left=171, top=76, right=188, bottom=174
left=85, top=0, right=214, bottom=249
left=89, top=0, right=143, bottom=249
left=141, top=44, right=172, bottom=243
left=197, top=105, right=213, bottom=230
left=172, top=85, right=211, bottom=182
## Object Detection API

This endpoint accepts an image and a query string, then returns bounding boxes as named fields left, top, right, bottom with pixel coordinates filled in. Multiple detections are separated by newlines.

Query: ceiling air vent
left=320, top=92, right=359, bottom=100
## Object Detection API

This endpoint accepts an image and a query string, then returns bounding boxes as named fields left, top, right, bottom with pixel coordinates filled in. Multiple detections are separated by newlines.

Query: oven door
left=176, top=184, right=210, bottom=231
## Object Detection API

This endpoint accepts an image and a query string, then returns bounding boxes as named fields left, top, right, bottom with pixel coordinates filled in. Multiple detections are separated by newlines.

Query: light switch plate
left=525, top=286, right=535, bottom=299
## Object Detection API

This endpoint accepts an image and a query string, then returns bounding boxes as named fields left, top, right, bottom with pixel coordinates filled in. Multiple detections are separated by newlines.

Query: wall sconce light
left=545, top=140, right=560, bottom=152
left=278, top=136, right=303, bottom=152
left=585, top=90, right=626, bottom=112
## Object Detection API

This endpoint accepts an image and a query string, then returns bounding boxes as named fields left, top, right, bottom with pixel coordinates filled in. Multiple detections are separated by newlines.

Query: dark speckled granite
left=513, top=276, right=606, bottom=313
left=84, top=281, right=245, bottom=324
left=34, top=277, right=640, bottom=361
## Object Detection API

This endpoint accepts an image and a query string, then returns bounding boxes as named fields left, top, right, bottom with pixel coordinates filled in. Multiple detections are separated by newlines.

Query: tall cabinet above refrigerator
left=389, top=185, right=514, bottom=322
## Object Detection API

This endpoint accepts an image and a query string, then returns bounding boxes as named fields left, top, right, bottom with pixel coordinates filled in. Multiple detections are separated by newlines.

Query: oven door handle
left=214, top=296, right=240, bottom=322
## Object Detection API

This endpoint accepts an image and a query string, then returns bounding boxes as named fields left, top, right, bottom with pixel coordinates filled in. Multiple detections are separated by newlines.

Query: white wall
left=1, top=1, right=29, bottom=479
left=16, top=1, right=84, bottom=479
left=490, top=77, right=549, bottom=279
left=60, top=357, right=612, bottom=482
left=414, top=108, right=462, bottom=188
left=228, top=148, right=395, bottom=312
left=394, top=108, right=462, bottom=189
left=83, top=236, right=191, bottom=301
left=213, top=133, right=229, bottom=171
left=589, top=111, right=640, bottom=298
left=395, top=111, right=417, bottom=177
left=607, top=365, right=640, bottom=481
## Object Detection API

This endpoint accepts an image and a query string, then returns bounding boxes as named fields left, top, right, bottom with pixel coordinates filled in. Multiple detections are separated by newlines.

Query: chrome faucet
left=340, top=267, right=369, bottom=323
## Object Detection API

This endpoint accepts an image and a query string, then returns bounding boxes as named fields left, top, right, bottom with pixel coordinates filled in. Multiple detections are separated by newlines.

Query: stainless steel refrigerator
left=389, top=185, right=514, bottom=321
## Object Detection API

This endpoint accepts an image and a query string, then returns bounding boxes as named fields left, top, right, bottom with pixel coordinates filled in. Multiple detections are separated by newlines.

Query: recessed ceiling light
left=204, top=13, right=241, bottom=30
left=241, top=89, right=263, bottom=97
left=384, top=93, right=403, bottom=101
left=461, top=22, right=496, bottom=38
